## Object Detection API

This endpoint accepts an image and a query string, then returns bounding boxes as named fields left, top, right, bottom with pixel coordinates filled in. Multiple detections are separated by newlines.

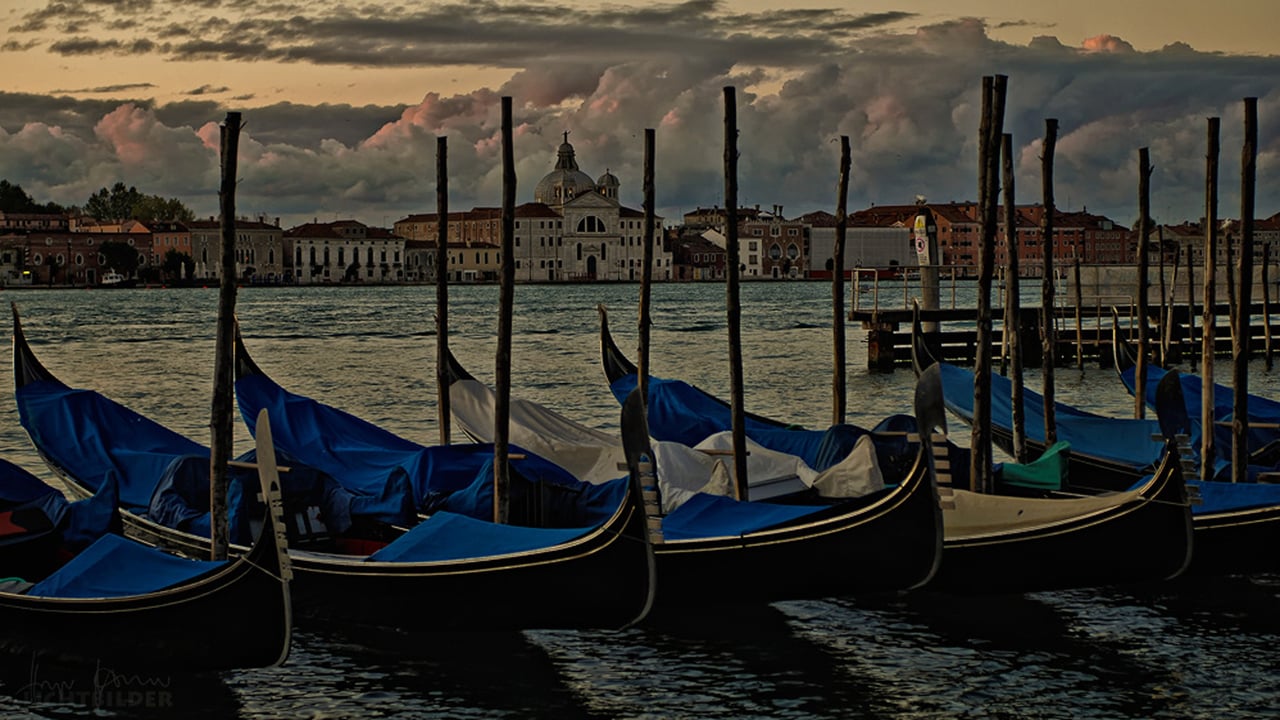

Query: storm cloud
left=1, top=7, right=1277, bottom=229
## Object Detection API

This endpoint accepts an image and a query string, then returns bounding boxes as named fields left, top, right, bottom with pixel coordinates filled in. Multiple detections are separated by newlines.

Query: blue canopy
left=27, top=533, right=225, bottom=599
left=660, top=493, right=833, bottom=541
left=1190, top=478, right=1280, bottom=515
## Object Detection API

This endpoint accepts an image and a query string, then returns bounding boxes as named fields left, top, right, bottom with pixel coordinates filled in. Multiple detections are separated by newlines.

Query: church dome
left=597, top=169, right=619, bottom=188
left=534, top=133, right=596, bottom=207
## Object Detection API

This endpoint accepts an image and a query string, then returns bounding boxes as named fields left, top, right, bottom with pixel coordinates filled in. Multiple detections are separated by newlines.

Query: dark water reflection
left=1, top=283, right=1278, bottom=718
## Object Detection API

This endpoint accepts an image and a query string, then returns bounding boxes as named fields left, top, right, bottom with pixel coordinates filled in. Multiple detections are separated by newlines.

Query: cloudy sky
left=1, top=0, right=1277, bottom=229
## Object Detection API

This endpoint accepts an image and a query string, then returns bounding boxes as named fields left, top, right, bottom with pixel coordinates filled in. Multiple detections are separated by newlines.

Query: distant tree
left=0, top=180, right=65, bottom=213
left=86, top=183, right=144, bottom=222
left=98, top=240, right=140, bottom=276
left=162, top=249, right=195, bottom=282
left=133, top=195, right=195, bottom=224
left=84, top=183, right=194, bottom=224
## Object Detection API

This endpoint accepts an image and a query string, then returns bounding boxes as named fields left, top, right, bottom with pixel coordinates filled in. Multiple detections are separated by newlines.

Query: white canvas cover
left=449, top=379, right=884, bottom=513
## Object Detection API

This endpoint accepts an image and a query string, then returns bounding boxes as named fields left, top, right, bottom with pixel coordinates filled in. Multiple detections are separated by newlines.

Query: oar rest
left=908, top=431, right=954, bottom=510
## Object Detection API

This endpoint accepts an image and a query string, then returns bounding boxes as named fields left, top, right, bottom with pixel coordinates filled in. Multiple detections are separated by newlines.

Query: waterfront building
left=0, top=230, right=150, bottom=286
left=188, top=217, right=286, bottom=283
left=0, top=212, right=68, bottom=233
left=670, top=231, right=726, bottom=281
left=395, top=135, right=672, bottom=282
left=286, top=220, right=405, bottom=284
left=800, top=210, right=913, bottom=280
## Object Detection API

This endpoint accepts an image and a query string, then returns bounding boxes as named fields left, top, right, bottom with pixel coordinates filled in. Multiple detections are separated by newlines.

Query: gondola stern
left=617, top=387, right=659, bottom=628
left=234, top=322, right=268, bottom=381
left=251, top=407, right=295, bottom=667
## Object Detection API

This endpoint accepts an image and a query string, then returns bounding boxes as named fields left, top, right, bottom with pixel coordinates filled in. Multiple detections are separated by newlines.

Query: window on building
left=748, top=241, right=758, bottom=252
left=576, top=216, right=607, bottom=233
left=786, top=244, right=798, bottom=260
left=768, top=245, right=781, bottom=260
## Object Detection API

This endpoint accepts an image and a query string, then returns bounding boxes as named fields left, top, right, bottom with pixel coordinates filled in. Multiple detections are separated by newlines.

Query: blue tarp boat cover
left=27, top=533, right=225, bottom=599
left=0, top=460, right=119, bottom=552
left=1121, top=364, right=1280, bottom=457
left=660, top=492, right=832, bottom=541
left=16, top=379, right=205, bottom=512
left=608, top=373, right=914, bottom=473
left=937, top=362, right=1169, bottom=471
left=237, top=373, right=624, bottom=528
left=368, top=509, right=600, bottom=563
left=1190, top=478, right=1280, bottom=515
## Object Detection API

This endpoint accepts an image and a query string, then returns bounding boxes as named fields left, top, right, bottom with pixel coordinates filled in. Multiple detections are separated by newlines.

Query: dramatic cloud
left=1, top=13, right=1278, bottom=229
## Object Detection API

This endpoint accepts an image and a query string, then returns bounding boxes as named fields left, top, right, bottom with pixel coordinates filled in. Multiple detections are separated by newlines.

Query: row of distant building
left=2, top=136, right=1279, bottom=287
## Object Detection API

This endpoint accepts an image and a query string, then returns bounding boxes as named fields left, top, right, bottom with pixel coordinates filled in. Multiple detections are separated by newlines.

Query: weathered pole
left=639, top=128, right=656, bottom=405
left=1186, top=243, right=1196, bottom=357
left=1232, top=97, right=1257, bottom=483
left=493, top=96, right=515, bottom=524
left=1074, top=255, right=1084, bottom=370
left=1157, top=226, right=1168, bottom=366
left=1135, top=148, right=1151, bottom=419
left=1002, top=133, right=1026, bottom=463
left=724, top=86, right=749, bottom=500
left=1165, top=236, right=1181, bottom=363
left=436, top=136, right=452, bottom=445
left=1041, top=118, right=1059, bottom=443
left=971, top=75, right=1006, bottom=493
left=1226, top=231, right=1237, bottom=345
left=832, top=136, right=851, bottom=425
left=209, top=111, right=242, bottom=561
left=1201, top=116, right=1220, bottom=481
left=1264, top=241, right=1274, bottom=371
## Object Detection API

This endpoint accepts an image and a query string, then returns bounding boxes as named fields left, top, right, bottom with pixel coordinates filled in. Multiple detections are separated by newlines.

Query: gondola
left=0, top=417, right=291, bottom=671
left=600, top=307, right=1195, bottom=592
left=238, top=330, right=942, bottom=604
left=13, top=307, right=655, bottom=631
left=916, top=313, right=1280, bottom=577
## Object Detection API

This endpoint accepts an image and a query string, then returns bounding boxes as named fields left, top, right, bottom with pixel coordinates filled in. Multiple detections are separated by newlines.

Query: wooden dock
left=852, top=302, right=1277, bottom=372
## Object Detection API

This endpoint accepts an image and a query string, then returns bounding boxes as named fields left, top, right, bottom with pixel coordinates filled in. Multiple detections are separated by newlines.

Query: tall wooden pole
left=724, top=86, right=749, bottom=500
left=1074, top=255, right=1084, bottom=370
left=1201, top=116, right=1220, bottom=481
left=1232, top=97, right=1257, bottom=483
left=1135, top=148, right=1151, bottom=419
left=1002, top=133, right=1026, bottom=463
left=1264, top=241, right=1274, bottom=371
left=1186, top=243, right=1196, bottom=359
left=493, top=97, right=515, bottom=524
left=1041, top=119, right=1059, bottom=444
left=1226, top=232, right=1237, bottom=345
left=1165, top=235, right=1180, bottom=363
left=209, top=111, right=242, bottom=561
left=1157, top=226, right=1168, bottom=366
left=639, top=128, right=656, bottom=405
left=832, top=136, right=851, bottom=425
left=436, top=136, right=452, bottom=445
left=971, top=75, right=1005, bottom=493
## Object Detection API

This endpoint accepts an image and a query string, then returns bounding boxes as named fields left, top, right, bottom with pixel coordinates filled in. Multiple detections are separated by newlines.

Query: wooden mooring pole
left=1074, top=255, right=1084, bottom=370
left=971, top=75, right=1006, bottom=493
left=724, top=86, right=749, bottom=500
left=1232, top=97, right=1257, bottom=483
left=639, top=128, right=656, bottom=406
left=1002, top=133, right=1026, bottom=463
left=493, top=96, right=515, bottom=524
left=210, top=111, right=242, bottom=561
left=1135, top=148, right=1151, bottom=420
left=1041, top=118, right=1059, bottom=444
left=1201, top=116, right=1220, bottom=481
left=832, top=136, right=850, bottom=425
left=1264, top=241, right=1274, bottom=371
left=436, top=136, right=451, bottom=445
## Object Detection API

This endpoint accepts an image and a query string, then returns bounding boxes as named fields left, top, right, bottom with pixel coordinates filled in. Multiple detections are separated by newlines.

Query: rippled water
left=0, top=282, right=1276, bottom=719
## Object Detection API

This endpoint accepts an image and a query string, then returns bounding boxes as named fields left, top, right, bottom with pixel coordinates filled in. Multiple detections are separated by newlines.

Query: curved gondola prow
left=910, top=301, right=938, bottom=378
left=11, top=303, right=60, bottom=390
left=440, top=345, right=476, bottom=386
left=1110, top=307, right=1139, bottom=376
left=914, top=363, right=948, bottom=478
left=233, top=322, right=269, bottom=382
left=598, top=304, right=637, bottom=385
left=251, top=407, right=294, bottom=667
left=619, top=387, right=658, bottom=627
